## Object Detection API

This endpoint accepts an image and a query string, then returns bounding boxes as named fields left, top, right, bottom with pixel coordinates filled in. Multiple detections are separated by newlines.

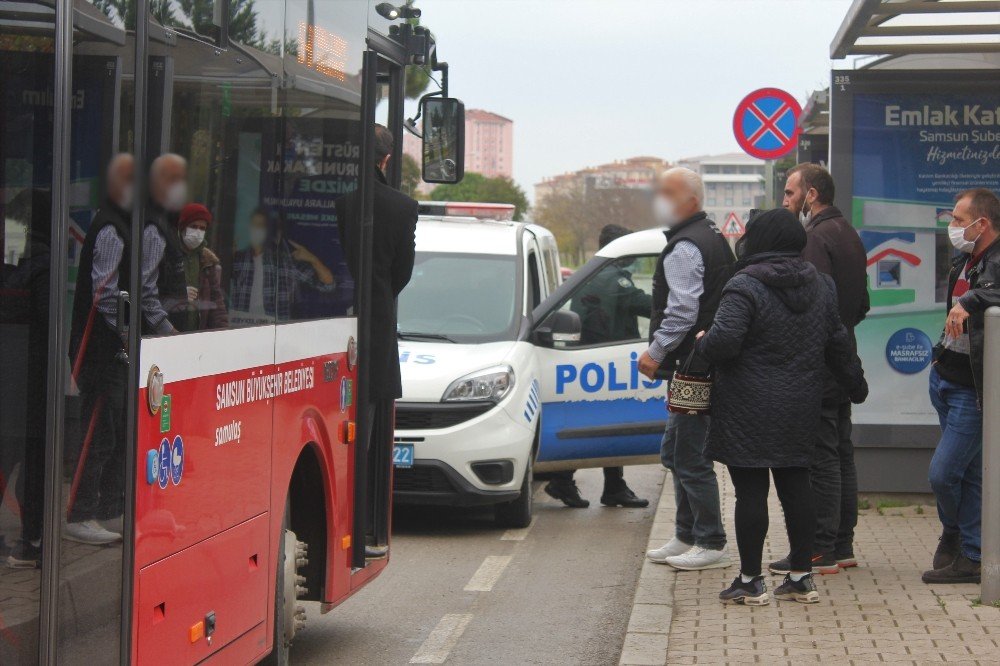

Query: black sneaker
left=932, top=530, right=960, bottom=571
left=6, top=540, right=41, bottom=569
left=768, top=555, right=792, bottom=575
left=773, top=574, right=820, bottom=603
left=600, top=486, right=649, bottom=508
left=810, top=553, right=840, bottom=575
left=922, top=553, right=980, bottom=584
left=768, top=553, right=837, bottom=575
left=834, top=548, right=858, bottom=570
left=544, top=482, right=590, bottom=508
left=719, top=575, right=769, bottom=605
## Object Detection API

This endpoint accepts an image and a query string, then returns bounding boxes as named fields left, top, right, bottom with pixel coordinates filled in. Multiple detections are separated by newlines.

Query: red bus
left=0, top=1, right=459, bottom=663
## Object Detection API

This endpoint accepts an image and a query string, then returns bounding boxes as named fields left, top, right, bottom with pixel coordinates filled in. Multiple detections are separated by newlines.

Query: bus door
left=350, top=46, right=406, bottom=572
left=1, top=0, right=144, bottom=663
left=531, top=253, right=667, bottom=472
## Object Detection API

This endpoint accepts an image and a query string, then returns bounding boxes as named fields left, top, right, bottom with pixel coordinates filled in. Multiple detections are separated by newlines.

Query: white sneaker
left=664, top=546, right=731, bottom=571
left=646, top=537, right=693, bottom=563
left=100, top=515, right=124, bottom=534
left=65, top=520, right=122, bottom=545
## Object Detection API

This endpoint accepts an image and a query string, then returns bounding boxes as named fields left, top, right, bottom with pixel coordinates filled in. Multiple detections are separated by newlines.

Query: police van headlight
left=442, top=366, right=515, bottom=403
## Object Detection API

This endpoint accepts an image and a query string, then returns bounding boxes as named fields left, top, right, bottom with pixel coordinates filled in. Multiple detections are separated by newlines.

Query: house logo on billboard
left=935, top=208, right=954, bottom=227
left=860, top=230, right=922, bottom=308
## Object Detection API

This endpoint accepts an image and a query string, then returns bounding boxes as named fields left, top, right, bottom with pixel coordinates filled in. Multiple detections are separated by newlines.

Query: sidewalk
left=620, top=467, right=999, bottom=665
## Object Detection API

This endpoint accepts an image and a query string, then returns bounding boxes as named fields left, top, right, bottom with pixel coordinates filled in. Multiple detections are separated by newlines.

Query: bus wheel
left=263, top=510, right=308, bottom=664
left=494, top=453, right=533, bottom=529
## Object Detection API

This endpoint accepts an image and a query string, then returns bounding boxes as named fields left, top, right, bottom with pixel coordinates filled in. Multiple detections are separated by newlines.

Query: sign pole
left=765, top=159, right=775, bottom=208
left=983, top=307, right=1000, bottom=605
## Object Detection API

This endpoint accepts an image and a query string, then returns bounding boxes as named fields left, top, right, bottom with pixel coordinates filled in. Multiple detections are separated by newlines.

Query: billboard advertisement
left=831, top=70, right=1000, bottom=429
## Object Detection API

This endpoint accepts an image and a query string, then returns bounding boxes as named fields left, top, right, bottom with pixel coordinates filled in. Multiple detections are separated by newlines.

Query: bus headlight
left=442, top=366, right=515, bottom=404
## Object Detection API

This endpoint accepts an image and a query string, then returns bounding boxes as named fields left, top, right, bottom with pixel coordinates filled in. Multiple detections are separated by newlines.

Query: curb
left=619, top=470, right=674, bottom=666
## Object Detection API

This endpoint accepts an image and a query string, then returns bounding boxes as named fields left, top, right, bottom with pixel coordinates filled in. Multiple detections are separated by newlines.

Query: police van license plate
left=392, top=443, right=414, bottom=468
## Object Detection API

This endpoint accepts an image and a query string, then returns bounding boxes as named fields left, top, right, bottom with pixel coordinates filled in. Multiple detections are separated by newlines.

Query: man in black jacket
left=641, top=167, right=735, bottom=571
left=773, top=163, right=869, bottom=576
left=922, top=188, right=1000, bottom=585
left=336, top=125, right=417, bottom=555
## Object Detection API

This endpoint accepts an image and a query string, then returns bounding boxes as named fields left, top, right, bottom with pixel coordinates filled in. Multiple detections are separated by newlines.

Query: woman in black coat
left=695, top=208, right=867, bottom=606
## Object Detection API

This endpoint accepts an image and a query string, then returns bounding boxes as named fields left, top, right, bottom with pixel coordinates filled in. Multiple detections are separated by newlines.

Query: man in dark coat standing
left=336, top=124, right=417, bottom=556
left=776, top=163, right=869, bottom=575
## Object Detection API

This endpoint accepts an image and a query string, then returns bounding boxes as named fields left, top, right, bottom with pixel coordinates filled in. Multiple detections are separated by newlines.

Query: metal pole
left=982, top=306, right=1000, bottom=604
left=764, top=159, right=775, bottom=208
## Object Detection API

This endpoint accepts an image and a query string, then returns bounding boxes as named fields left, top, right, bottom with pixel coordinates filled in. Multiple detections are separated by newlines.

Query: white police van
left=394, top=205, right=668, bottom=527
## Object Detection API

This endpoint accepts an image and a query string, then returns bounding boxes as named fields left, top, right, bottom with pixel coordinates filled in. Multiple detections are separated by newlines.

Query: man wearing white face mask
left=923, top=188, right=1000, bottom=585
left=640, top=167, right=735, bottom=572
left=161, top=203, right=228, bottom=332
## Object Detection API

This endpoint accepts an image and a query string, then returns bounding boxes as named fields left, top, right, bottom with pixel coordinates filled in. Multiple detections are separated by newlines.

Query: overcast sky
left=411, top=0, right=857, bottom=198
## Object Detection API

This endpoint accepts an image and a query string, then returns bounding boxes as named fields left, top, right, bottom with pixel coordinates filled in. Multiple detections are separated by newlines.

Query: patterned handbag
left=667, top=347, right=712, bottom=416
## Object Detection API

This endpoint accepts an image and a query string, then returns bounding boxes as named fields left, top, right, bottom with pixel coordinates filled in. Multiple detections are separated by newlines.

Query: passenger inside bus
left=163, top=203, right=229, bottom=332
left=229, top=208, right=335, bottom=326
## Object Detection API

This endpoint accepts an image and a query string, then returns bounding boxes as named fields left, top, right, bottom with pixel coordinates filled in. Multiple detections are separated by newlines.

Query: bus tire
left=262, top=502, right=308, bottom=665
left=494, top=452, right=533, bottom=529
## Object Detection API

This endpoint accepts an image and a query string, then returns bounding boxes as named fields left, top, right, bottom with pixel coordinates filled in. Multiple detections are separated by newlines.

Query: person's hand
left=695, top=329, right=706, bottom=340
left=289, top=240, right=317, bottom=264
left=945, top=302, right=970, bottom=339
left=638, top=350, right=659, bottom=379
left=186, top=286, right=199, bottom=302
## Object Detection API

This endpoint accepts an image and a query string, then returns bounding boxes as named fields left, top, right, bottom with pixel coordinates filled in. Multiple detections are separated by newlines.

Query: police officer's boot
left=544, top=481, right=590, bottom=508
left=600, top=485, right=649, bottom=508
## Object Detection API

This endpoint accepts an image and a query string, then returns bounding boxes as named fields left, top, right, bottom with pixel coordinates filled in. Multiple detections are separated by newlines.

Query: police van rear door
left=531, top=249, right=667, bottom=471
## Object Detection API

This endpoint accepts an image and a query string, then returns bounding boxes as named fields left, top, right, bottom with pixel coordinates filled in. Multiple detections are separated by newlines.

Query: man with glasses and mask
left=774, top=164, right=868, bottom=577
left=923, top=188, right=1000, bottom=585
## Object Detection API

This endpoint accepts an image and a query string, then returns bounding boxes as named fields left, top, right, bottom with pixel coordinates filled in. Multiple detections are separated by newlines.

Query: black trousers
left=550, top=466, right=626, bottom=493
left=811, top=403, right=858, bottom=557
left=69, top=361, right=127, bottom=523
left=727, top=466, right=814, bottom=576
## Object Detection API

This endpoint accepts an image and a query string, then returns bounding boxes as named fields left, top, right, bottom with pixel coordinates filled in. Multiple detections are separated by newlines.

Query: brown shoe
left=922, top=554, right=980, bottom=585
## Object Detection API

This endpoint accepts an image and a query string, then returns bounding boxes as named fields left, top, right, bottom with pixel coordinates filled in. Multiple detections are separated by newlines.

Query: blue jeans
left=660, top=413, right=726, bottom=550
left=928, top=366, right=982, bottom=562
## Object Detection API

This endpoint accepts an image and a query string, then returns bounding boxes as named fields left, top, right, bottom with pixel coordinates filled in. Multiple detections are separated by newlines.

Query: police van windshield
left=398, top=252, right=520, bottom=343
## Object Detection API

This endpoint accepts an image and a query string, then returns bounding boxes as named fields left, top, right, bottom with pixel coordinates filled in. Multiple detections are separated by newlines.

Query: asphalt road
left=292, top=464, right=664, bottom=666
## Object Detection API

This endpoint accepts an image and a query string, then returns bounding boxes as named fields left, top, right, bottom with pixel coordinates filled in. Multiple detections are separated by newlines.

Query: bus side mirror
left=422, top=97, right=465, bottom=184
left=535, top=310, right=581, bottom=347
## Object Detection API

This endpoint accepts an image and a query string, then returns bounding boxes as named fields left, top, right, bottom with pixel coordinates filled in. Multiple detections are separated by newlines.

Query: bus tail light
left=189, top=620, right=204, bottom=643
left=342, top=420, right=356, bottom=444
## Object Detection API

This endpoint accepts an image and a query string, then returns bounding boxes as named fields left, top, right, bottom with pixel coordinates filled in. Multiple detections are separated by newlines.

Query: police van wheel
left=495, top=454, right=533, bottom=529
left=262, top=502, right=308, bottom=665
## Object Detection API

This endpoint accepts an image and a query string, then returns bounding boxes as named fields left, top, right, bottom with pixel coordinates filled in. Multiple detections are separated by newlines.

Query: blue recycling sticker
left=170, top=435, right=184, bottom=486
left=157, top=438, right=171, bottom=489
left=886, top=328, right=933, bottom=374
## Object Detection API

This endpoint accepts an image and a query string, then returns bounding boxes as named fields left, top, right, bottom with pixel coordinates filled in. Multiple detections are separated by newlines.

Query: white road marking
left=463, top=555, right=512, bottom=592
left=500, top=517, right=535, bottom=541
left=409, top=613, right=473, bottom=664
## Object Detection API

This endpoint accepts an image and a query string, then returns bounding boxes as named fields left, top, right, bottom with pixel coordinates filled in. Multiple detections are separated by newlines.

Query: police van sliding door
left=533, top=255, right=666, bottom=471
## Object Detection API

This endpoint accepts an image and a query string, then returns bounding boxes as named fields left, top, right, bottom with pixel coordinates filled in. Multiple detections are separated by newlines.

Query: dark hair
left=788, top=163, right=835, bottom=206
left=737, top=208, right=806, bottom=259
left=374, top=124, right=394, bottom=162
left=956, top=188, right=1000, bottom=233
left=599, top=224, right=632, bottom=249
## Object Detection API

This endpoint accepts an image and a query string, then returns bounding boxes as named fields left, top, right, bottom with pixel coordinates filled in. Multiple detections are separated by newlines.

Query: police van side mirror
left=535, top=310, right=581, bottom=347
left=422, top=97, right=465, bottom=184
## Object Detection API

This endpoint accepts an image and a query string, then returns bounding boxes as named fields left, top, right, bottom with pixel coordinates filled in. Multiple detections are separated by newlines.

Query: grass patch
left=858, top=498, right=871, bottom=511
left=876, top=498, right=912, bottom=510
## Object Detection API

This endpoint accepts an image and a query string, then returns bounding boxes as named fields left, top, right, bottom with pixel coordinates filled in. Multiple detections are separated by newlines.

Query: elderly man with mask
left=641, top=167, right=735, bottom=571
left=66, top=152, right=175, bottom=545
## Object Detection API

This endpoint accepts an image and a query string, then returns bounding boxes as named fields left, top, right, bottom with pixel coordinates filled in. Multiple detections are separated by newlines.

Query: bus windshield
left=398, top=252, right=519, bottom=343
